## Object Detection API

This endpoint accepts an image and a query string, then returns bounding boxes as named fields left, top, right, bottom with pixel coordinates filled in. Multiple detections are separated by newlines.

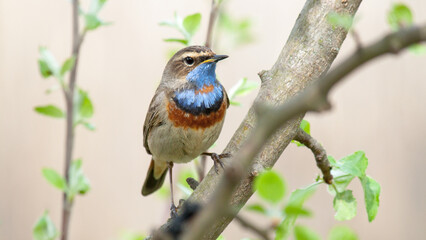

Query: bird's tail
left=141, top=159, right=168, bottom=196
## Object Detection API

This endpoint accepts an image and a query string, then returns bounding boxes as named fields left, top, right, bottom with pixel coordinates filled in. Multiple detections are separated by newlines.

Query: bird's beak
left=202, top=55, right=229, bottom=63
left=212, top=55, right=228, bottom=62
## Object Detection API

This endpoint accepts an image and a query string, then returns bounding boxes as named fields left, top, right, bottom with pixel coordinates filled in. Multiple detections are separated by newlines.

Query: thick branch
left=180, top=22, right=426, bottom=240
left=155, top=1, right=363, bottom=239
left=293, top=129, right=332, bottom=184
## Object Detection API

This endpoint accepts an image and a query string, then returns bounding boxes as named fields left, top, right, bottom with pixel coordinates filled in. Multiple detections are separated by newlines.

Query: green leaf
left=216, top=236, right=225, bottom=240
left=387, top=4, right=413, bottom=31
left=229, top=78, right=259, bottom=100
left=79, top=92, right=94, bottom=118
left=163, top=38, right=189, bottom=45
left=39, top=60, right=52, bottom=78
left=217, top=12, right=255, bottom=47
left=328, top=155, right=337, bottom=167
left=74, top=89, right=94, bottom=125
left=292, top=119, right=311, bottom=146
left=359, top=175, right=380, bottom=222
left=42, top=168, right=67, bottom=191
left=299, top=119, right=310, bottom=135
left=333, top=190, right=357, bottom=221
left=45, top=85, right=61, bottom=95
left=82, top=121, right=96, bottom=131
left=245, top=203, right=267, bottom=215
left=68, top=159, right=91, bottom=200
left=328, top=225, right=358, bottom=240
left=408, top=44, right=426, bottom=55
left=286, top=185, right=317, bottom=211
left=327, top=12, right=354, bottom=31
left=84, top=13, right=111, bottom=31
left=60, top=57, right=75, bottom=76
left=119, top=230, right=145, bottom=240
left=85, top=14, right=103, bottom=30
left=228, top=77, right=259, bottom=106
left=294, top=225, right=321, bottom=240
left=229, top=100, right=242, bottom=106
left=284, top=206, right=312, bottom=217
left=275, top=185, right=317, bottom=240
left=254, top=170, right=286, bottom=204
left=328, top=169, right=355, bottom=194
left=33, top=211, right=58, bottom=240
left=35, top=105, right=65, bottom=118
left=183, top=13, right=201, bottom=37
left=89, top=0, right=108, bottom=14
left=159, top=19, right=177, bottom=28
left=39, top=47, right=60, bottom=78
left=335, top=151, right=368, bottom=177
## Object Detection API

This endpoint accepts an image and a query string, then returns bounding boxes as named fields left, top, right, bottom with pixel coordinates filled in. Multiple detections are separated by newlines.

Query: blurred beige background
left=1, top=0, right=426, bottom=239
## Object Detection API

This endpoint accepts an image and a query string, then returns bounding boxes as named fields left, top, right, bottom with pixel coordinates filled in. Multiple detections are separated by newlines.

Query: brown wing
left=143, top=90, right=166, bottom=155
left=222, top=84, right=230, bottom=108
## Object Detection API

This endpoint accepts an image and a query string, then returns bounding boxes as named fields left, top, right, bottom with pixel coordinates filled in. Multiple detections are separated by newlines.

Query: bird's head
left=162, top=46, right=228, bottom=89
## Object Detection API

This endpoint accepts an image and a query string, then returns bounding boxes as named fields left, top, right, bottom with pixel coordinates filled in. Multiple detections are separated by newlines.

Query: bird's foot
left=170, top=203, right=178, bottom=218
left=202, top=152, right=232, bottom=174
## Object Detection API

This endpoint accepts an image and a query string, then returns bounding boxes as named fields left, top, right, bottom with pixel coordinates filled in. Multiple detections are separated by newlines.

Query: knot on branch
left=258, top=70, right=271, bottom=83
left=250, top=163, right=265, bottom=178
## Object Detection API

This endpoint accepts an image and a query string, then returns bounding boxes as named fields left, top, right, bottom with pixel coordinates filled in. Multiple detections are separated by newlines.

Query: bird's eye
left=184, top=57, right=195, bottom=66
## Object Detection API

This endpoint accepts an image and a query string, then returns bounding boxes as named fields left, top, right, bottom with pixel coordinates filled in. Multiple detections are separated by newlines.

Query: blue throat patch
left=173, top=62, right=223, bottom=115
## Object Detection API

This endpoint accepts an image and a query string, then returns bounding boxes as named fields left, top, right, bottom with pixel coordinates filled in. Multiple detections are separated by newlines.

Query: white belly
left=147, top=119, right=224, bottom=164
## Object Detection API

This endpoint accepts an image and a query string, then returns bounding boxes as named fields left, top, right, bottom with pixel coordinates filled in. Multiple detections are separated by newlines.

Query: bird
left=141, top=45, right=230, bottom=216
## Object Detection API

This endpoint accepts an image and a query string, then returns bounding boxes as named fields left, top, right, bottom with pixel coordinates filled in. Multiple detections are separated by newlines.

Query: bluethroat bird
left=141, top=45, right=230, bottom=215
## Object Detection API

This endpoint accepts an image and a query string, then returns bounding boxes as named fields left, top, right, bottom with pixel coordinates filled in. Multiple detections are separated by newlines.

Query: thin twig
left=205, top=0, right=220, bottom=48
left=293, top=128, right=333, bottom=184
left=195, top=0, right=222, bottom=182
left=234, top=215, right=270, bottom=240
left=196, top=155, right=207, bottom=182
left=61, top=1, right=86, bottom=240
left=351, top=29, right=362, bottom=50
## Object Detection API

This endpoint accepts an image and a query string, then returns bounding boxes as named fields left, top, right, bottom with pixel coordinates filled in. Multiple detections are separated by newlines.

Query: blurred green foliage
left=160, top=12, right=202, bottom=46
left=216, top=11, right=255, bottom=49
left=387, top=3, right=426, bottom=54
left=327, top=12, right=354, bottom=31
left=33, top=212, right=58, bottom=240
left=84, top=0, right=110, bottom=31
left=328, top=226, right=358, bottom=240
left=34, top=105, right=65, bottom=118
left=294, top=225, right=321, bottom=240
left=254, top=170, right=286, bottom=204
left=228, top=77, right=259, bottom=106
left=119, top=230, right=145, bottom=240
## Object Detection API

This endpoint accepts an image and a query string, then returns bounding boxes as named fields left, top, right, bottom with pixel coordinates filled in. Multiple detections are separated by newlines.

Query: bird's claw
left=210, top=153, right=231, bottom=174
left=170, top=203, right=178, bottom=218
